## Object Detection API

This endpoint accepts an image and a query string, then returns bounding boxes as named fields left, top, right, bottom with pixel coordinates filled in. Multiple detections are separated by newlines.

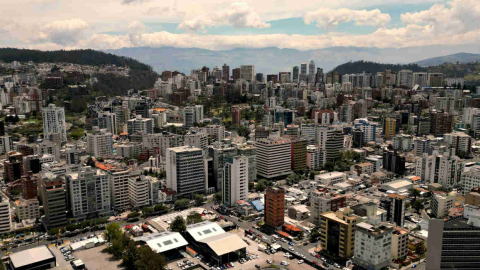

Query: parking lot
left=50, top=243, right=118, bottom=270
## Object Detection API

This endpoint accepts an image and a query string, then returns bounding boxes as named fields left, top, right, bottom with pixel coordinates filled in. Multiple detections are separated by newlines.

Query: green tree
left=194, top=194, right=205, bottom=206
left=122, top=239, right=138, bottom=270
left=127, top=212, right=141, bottom=219
left=297, top=231, right=305, bottom=240
left=154, top=204, right=168, bottom=214
left=310, top=227, right=320, bottom=243
left=186, top=213, right=203, bottom=224
left=170, top=216, right=186, bottom=233
left=309, top=172, right=315, bottom=180
left=110, top=233, right=127, bottom=259
left=141, top=207, right=153, bottom=217
left=214, top=192, right=222, bottom=204
left=248, top=182, right=254, bottom=191
left=410, top=188, right=421, bottom=202
left=135, top=246, right=167, bottom=270
left=174, top=198, right=190, bottom=210
left=48, top=228, right=60, bottom=236
left=412, top=199, right=424, bottom=214
left=104, top=223, right=122, bottom=243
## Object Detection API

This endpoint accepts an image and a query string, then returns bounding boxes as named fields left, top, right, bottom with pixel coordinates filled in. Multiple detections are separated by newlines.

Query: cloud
left=145, top=6, right=185, bottom=18
left=36, top=19, right=89, bottom=46
left=400, top=0, right=480, bottom=34
left=178, top=2, right=270, bottom=32
left=121, top=0, right=149, bottom=4
left=304, top=8, right=391, bottom=29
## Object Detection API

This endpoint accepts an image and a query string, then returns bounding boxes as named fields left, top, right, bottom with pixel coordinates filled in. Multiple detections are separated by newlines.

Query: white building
left=311, top=190, right=345, bottom=225
left=240, top=65, right=255, bottom=81
left=354, top=220, right=393, bottom=270
left=66, top=167, right=111, bottom=220
left=392, top=134, right=413, bottom=152
left=415, top=151, right=461, bottom=188
left=127, top=115, right=153, bottom=135
left=365, top=155, right=383, bottom=172
left=431, top=192, right=456, bottom=218
left=14, top=199, right=39, bottom=221
left=105, top=168, right=137, bottom=212
left=223, top=156, right=248, bottom=207
left=184, top=132, right=208, bottom=155
left=129, top=175, right=150, bottom=208
left=315, top=172, right=346, bottom=186
left=166, top=146, right=205, bottom=196
left=462, top=166, right=480, bottom=196
left=413, top=72, right=428, bottom=87
left=202, top=125, right=225, bottom=141
left=306, top=145, right=326, bottom=170
left=0, top=197, right=12, bottom=233
left=463, top=108, right=480, bottom=126
left=353, top=118, right=377, bottom=144
left=0, top=135, right=13, bottom=155
left=256, top=137, right=292, bottom=179
left=42, top=104, right=67, bottom=143
left=87, top=128, right=113, bottom=157
left=444, top=132, right=472, bottom=156
left=397, top=70, right=413, bottom=88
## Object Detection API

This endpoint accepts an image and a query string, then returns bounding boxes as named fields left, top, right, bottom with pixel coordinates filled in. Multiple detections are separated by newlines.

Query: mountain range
left=414, top=53, right=480, bottom=67
left=105, top=44, right=480, bottom=74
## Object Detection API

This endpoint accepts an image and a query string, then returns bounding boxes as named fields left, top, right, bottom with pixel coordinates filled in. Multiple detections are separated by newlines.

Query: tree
left=48, top=228, right=60, bottom=236
left=309, top=172, right=315, bottom=180
left=297, top=231, right=304, bottom=240
left=110, top=233, right=127, bottom=259
left=214, top=192, right=222, bottom=204
left=105, top=223, right=122, bottom=243
left=154, top=204, right=168, bottom=214
left=194, top=194, right=205, bottom=206
left=122, top=239, right=138, bottom=270
left=174, top=198, right=190, bottom=210
left=248, top=182, right=254, bottom=191
left=186, top=213, right=203, bottom=224
left=410, top=188, right=421, bottom=202
left=135, top=246, right=167, bottom=270
left=310, top=228, right=320, bottom=243
left=142, top=207, right=154, bottom=217
left=170, top=216, right=186, bottom=233
left=127, top=212, right=141, bottom=219
left=412, top=199, right=424, bottom=214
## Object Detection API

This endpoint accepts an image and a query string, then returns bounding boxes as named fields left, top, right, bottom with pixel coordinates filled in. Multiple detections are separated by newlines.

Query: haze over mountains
left=106, top=44, right=480, bottom=75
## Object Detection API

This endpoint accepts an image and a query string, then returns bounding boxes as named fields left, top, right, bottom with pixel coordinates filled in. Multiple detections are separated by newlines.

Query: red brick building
left=265, top=187, right=285, bottom=228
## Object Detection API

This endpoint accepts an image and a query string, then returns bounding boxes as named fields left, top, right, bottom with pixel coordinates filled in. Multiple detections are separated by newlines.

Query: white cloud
left=178, top=2, right=270, bottom=32
left=401, top=0, right=480, bottom=34
left=121, top=0, right=149, bottom=4
left=36, top=19, right=89, bottom=46
left=145, top=6, right=186, bottom=18
left=304, top=8, right=391, bottom=29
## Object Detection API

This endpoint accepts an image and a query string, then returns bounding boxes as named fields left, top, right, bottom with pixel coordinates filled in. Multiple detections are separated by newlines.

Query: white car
left=301, top=255, right=306, bottom=259
left=334, top=263, right=341, bottom=268
left=266, top=259, right=272, bottom=264
left=298, top=260, right=304, bottom=264
left=284, top=253, right=290, bottom=257
left=289, top=246, right=294, bottom=251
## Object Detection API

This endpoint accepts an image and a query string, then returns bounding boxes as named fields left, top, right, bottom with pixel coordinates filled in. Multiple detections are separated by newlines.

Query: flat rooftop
left=10, top=245, right=55, bottom=269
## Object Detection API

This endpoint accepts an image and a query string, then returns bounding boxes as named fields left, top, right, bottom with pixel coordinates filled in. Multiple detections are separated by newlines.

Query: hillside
left=105, top=44, right=480, bottom=74
left=415, top=53, right=480, bottom=67
left=0, top=48, right=152, bottom=70
left=331, top=61, right=426, bottom=75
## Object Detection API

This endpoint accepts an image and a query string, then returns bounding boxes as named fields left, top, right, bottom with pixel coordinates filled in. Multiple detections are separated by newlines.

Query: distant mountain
left=0, top=48, right=152, bottom=70
left=332, top=61, right=426, bottom=75
left=105, top=44, right=480, bottom=74
left=415, top=53, right=480, bottom=67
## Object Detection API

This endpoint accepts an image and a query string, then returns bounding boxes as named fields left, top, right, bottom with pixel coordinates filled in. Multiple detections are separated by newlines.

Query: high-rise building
left=319, top=209, right=358, bottom=259
left=325, top=130, right=344, bottom=162
left=0, top=196, right=11, bottom=233
left=222, top=156, right=248, bottom=207
left=208, top=142, right=238, bottom=191
left=306, top=145, right=326, bottom=170
left=426, top=217, right=480, bottom=270
left=236, top=143, right=257, bottom=183
left=240, top=65, right=255, bottom=81
left=311, top=189, right=346, bottom=226
left=66, top=167, right=111, bottom=220
left=184, top=131, right=208, bottom=155
left=4, top=151, right=24, bottom=183
left=308, top=60, right=315, bottom=83
left=166, top=146, right=205, bottom=196
left=42, top=178, right=67, bottom=229
left=0, top=135, right=13, bottom=155
left=444, top=132, right=472, bottom=157
left=94, top=112, right=117, bottom=135
left=300, top=62, right=307, bottom=82
left=127, top=115, right=153, bottom=135
left=256, top=138, right=292, bottom=179
left=388, top=194, right=405, bottom=227
left=231, top=106, right=241, bottom=125
left=397, top=70, right=414, bottom=88
left=430, top=112, right=453, bottom=136
left=391, top=226, right=409, bottom=260
left=383, top=150, right=405, bottom=175
left=353, top=118, right=377, bottom=145
left=232, top=68, right=241, bottom=80
left=384, top=117, right=396, bottom=139
left=415, top=152, right=460, bottom=188
left=462, top=166, right=480, bottom=196
left=428, top=73, right=444, bottom=87
left=353, top=219, right=393, bottom=270
left=265, top=187, right=285, bottom=228
left=290, top=138, right=307, bottom=172
left=14, top=199, right=39, bottom=221
left=431, top=192, right=456, bottom=218
left=413, top=72, right=428, bottom=87
left=87, top=127, right=113, bottom=157
left=128, top=175, right=150, bottom=208
left=292, top=66, right=299, bottom=82
left=42, top=104, right=67, bottom=143
left=106, top=168, right=135, bottom=212
left=222, top=64, right=230, bottom=81
left=21, top=172, right=38, bottom=200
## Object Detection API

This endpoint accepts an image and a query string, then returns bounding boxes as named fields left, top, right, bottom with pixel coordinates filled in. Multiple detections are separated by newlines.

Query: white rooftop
left=10, top=246, right=54, bottom=268
left=136, top=231, right=188, bottom=253
left=186, top=221, right=225, bottom=242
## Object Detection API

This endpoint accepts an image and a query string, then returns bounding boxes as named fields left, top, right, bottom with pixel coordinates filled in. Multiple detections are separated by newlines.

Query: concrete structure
left=319, top=209, right=358, bottom=259
left=354, top=162, right=374, bottom=176
left=462, top=166, right=480, bottom=196
left=287, top=204, right=310, bottom=220
left=166, top=146, right=205, bottom=196
left=256, top=138, right=292, bottom=179
left=42, top=104, right=67, bottom=143
left=127, top=115, right=153, bottom=135
left=415, top=152, right=460, bottom=188
left=128, top=175, right=150, bottom=208
left=315, top=172, right=346, bottom=186
left=431, top=192, right=456, bottom=218
left=388, top=194, right=406, bottom=227
left=465, top=191, right=480, bottom=206
left=384, top=117, right=396, bottom=139
left=311, top=189, right=346, bottom=226
left=265, top=187, right=285, bottom=228
left=444, top=132, right=472, bottom=157
left=15, top=199, right=40, bottom=221
left=306, top=145, right=326, bottom=170
left=365, top=155, right=383, bottom=172
left=86, top=128, right=113, bottom=157
left=222, top=156, right=248, bottom=207
left=9, top=246, right=56, bottom=270
left=236, top=143, right=257, bottom=183
left=240, top=65, right=255, bottom=81
left=42, top=178, right=66, bottom=229
left=353, top=220, right=393, bottom=270
left=353, top=118, right=377, bottom=144
left=290, top=138, right=307, bottom=172
left=0, top=196, right=11, bottom=233
left=391, top=226, right=409, bottom=260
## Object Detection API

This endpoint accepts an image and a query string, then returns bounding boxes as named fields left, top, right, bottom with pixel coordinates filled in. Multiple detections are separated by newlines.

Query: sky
left=1, top=0, right=480, bottom=51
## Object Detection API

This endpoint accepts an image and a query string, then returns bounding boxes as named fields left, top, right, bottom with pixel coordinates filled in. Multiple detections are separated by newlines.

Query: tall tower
left=42, top=104, right=67, bottom=143
left=292, top=66, right=299, bottom=82
left=222, top=156, right=248, bottom=207
left=265, top=187, right=285, bottom=228
left=308, top=60, right=315, bottom=83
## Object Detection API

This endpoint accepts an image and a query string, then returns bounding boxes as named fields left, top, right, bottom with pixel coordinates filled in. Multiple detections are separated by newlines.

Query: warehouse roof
left=199, top=233, right=247, bottom=256
left=10, top=246, right=55, bottom=269
left=186, top=221, right=225, bottom=242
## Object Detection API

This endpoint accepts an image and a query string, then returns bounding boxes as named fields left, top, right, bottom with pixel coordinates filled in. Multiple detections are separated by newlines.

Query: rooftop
left=10, top=246, right=55, bottom=268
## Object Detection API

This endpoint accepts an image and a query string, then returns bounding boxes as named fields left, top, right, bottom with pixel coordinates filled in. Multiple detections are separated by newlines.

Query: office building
left=413, top=72, right=428, bottom=87
left=222, top=156, right=248, bottom=207
left=431, top=192, right=456, bottom=218
left=428, top=73, right=444, bottom=87
left=426, top=217, right=480, bottom=270
left=308, top=60, right=315, bottom=83
left=306, top=145, right=326, bottom=170
left=240, top=65, right=255, bottom=81
left=222, top=64, right=229, bottom=81
left=388, top=194, right=405, bottom=227
left=86, top=128, right=113, bottom=157
left=292, top=66, right=299, bottom=82
left=311, top=189, right=346, bottom=226
left=129, top=175, right=150, bottom=208
left=325, top=130, right=344, bottom=162
left=4, top=151, right=24, bottom=183
left=236, top=143, right=257, bottom=183
left=42, top=178, right=67, bottom=229
left=66, top=167, right=111, bottom=220
left=431, top=112, right=453, bottom=137
left=265, top=187, right=285, bottom=228
left=208, top=142, right=238, bottom=191
left=127, top=115, right=153, bottom=135
left=383, top=150, right=405, bottom=174
left=0, top=197, right=11, bottom=233
left=300, top=62, right=307, bottom=82
left=353, top=219, right=393, bottom=270
left=353, top=118, right=377, bottom=144
left=42, top=104, right=67, bottom=143
left=14, top=199, right=40, bottom=221
left=166, top=146, right=205, bottom=196
left=256, top=138, right=292, bottom=179
left=319, top=209, right=358, bottom=259
left=290, top=138, right=307, bottom=172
